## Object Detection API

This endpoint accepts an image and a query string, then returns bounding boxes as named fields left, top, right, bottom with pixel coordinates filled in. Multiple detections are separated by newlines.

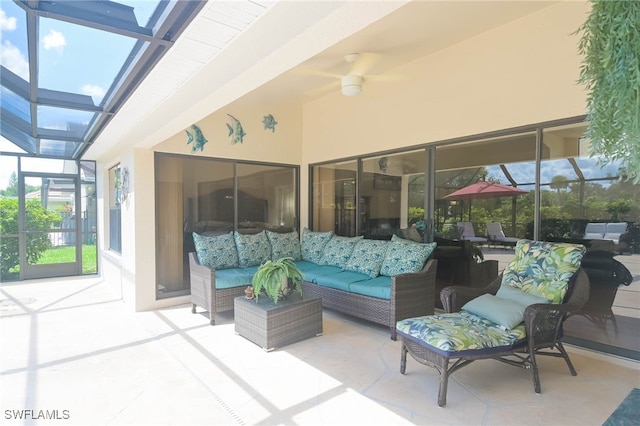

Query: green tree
left=0, top=198, right=58, bottom=278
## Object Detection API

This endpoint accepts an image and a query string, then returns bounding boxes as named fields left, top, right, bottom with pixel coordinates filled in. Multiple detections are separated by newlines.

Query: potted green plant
left=252, top=257, right=304, bottom=303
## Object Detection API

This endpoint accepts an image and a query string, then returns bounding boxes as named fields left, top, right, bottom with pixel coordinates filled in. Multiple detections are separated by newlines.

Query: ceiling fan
left=298, top=52, right=385, bottom=97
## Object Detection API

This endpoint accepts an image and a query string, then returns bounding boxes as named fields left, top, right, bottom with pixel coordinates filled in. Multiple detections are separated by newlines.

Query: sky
left=0, top=1, right=159, bottom=130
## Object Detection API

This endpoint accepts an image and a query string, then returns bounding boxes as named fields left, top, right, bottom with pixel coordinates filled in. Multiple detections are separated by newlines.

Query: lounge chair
left=486, top=222, right=519, bottom=248
left=396, top=240, right=588, bottom=406
left=456, top=222, right=487, bottom=243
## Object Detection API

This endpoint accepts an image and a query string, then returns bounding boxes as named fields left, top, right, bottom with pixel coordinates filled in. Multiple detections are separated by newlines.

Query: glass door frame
left=19, top=171, right=81, bottom=279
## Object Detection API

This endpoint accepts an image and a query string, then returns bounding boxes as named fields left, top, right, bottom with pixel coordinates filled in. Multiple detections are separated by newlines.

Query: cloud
left=0, top=9, right=17, bottom=31
left=81, top=84, right=106, bottom=103
left=42, top=29, right=66, bottom=53
left=1, top=40, right=29, bottom=80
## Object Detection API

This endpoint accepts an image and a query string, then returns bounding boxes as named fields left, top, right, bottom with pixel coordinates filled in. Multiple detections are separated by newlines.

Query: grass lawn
left=37, top=245, right=97, bottom=274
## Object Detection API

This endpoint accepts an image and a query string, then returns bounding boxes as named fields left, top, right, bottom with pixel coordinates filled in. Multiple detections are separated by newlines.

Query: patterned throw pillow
left=380, top=235, right=436, bottom=276
left=501, top=239, right=586, bottom=303
left=234, top=231, right=271, bottom=267
left=192, top=231, right=239, bottom=270
left=301, top=228, right=334, bottom=263
left=266, top=230, right=301, bottom=261
left=319, top=235, right=363, bottom=268
left=344, top=239, right=389, bottom=278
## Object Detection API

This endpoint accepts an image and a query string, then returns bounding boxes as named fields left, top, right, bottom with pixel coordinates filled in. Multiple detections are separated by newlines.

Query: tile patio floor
left=1, top=276, right=639, bottom=425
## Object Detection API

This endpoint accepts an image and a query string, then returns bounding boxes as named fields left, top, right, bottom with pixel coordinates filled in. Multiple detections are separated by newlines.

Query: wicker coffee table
left=234, top=292, right=323, bottom=351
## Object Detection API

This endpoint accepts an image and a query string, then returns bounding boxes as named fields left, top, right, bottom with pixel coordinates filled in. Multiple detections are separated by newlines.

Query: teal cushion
left=314, top=271, right=370, bottom=292
left=349, top=276, right=392, bottom=299
left=192, top=231, right=239, bottom=270
left=496, top=283, right=551, bottom=306
left=344, top=239, right=389, bottom=278
left=301, top=228, right=334, bottom=263
left=501, top=239, right=586, bottom=303
left=266, top=230, right=301, bottom=261
left=462, top=294, right=527, bottom=330
left=213, top=268, right=255, bottom=289
left=380, top=235, right=436, bottom=276
left=234, top=231, right=271, bottom=267
left=319, top=235, right=363, bottom=268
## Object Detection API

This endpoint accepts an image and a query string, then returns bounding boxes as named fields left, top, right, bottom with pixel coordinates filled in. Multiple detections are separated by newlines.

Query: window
left=155, top=154, right=298, bottom=299
left=108, top=165, right=122, bottom=254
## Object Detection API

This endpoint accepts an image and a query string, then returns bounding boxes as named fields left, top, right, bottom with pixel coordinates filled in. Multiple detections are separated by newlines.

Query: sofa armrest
left=391, top=259, right=438, bottom=323
left=440, top=274, right=502, bottom=313
left=188, top=252, right=217, bottom=325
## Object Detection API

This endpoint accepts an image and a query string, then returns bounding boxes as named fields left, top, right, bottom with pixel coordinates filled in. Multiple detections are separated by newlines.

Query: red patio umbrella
left=443, top=182, right=528, bottom=230
left=443, top=182, right=528, bottom=200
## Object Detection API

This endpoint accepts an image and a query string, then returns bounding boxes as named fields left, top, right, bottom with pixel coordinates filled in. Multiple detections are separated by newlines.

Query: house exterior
left=91, top=1, right=595, bottom=311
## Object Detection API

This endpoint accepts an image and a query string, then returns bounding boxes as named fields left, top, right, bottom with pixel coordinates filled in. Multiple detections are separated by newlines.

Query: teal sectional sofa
left=189, top=229, right=438, bottom=339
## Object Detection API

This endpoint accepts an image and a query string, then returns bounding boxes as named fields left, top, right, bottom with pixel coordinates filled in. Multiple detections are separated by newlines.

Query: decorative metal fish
left=226, top=114, right=246, bottom=144
left=262, top=114, right=278, bottom=132
left=186, top=124, right=207, bottom=152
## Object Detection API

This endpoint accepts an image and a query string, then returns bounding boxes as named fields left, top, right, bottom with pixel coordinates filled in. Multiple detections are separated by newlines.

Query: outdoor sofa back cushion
left=234, top=230, right=271, bottom=267
left=344, top=239, right=389, bottom=278
left=320, top=235, right=363, bottom=268
left=380, top=235, right=436, bottom=276
left=301, top=228, right=334, bottom=263
left=192, top=231, right=239, bottom=270
left=501, top=239, right=586, bottom=303
left=266, top=230, right=301, bottom=261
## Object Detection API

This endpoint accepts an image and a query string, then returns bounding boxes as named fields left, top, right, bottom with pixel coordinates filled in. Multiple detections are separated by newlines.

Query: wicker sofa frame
left=189, top=252, right=247, bottom=325
left=190, top=251, right=437, bottom=338
left=400, top=267, right=590, bottom=407
left=302, top=259, right=437, bottom=340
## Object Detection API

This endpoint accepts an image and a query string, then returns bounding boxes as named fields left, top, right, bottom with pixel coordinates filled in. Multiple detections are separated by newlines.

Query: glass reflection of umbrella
left=443, top=182, right=528, bottom=231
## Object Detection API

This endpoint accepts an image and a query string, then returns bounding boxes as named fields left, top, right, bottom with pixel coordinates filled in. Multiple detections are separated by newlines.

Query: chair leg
left=529, top=346, right=542, bottom=394
left=438, top=356, right=450, bottom=407
left=556, top=342, right=577, bottom=376
left=400, top=344, right=408, bottom=374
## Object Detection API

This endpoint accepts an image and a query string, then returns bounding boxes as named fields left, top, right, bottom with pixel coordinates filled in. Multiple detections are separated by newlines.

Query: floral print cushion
left=234, top=231, right=271, bottom=267
left=344, top=239, right=389, bottom=278
left=192, top=231, right=239, bottom=270
left=501, top=239, right=586, bottom=303
left=301, top=228, right=334, bottom=263
left=266, top=230, right=301, bottom=261
left=319, top=235, right=363, bottom=268
left=380, top=235, right=436, bottom=276
left=396, top=311, right=526, bottom=353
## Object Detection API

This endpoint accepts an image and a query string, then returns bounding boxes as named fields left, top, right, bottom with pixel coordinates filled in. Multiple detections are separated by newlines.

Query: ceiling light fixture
left=341, top=74, right=363, bottom=96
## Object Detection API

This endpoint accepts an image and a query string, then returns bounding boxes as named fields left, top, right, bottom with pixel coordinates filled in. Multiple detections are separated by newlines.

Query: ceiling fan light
left=341, top=74, right=363, bottom=96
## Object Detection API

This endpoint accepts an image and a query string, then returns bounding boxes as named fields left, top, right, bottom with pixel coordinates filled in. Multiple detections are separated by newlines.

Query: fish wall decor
left=186, top=124, right=208, bottom=152
left=262, top=114, right=278, bottom=132
left=226, top=114, right=246, bottom=144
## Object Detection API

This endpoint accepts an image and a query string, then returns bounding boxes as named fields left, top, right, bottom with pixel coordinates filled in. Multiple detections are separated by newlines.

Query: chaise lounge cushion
left=193, top=231, right=239, bottom=270
left=234, top=231, right=271, bottom=267
left=396, top=312, right=526, bottom=356
left=501, top=240, right=585, bottom=303
left=380, top=235, right=436, bottom=276
left=344, top=239, right=389, bottom=278
left=266, top=230, right=301, bottom=261
left=301, top=229, right=334, bottom=263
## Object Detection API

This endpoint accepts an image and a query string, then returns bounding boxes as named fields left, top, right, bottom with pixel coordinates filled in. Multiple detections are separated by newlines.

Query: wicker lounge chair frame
left=399, top=267, right=590, bottom=407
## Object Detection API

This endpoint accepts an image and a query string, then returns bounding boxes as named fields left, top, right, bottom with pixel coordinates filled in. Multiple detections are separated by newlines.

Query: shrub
left=0, top=198, right=59, bottom=278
